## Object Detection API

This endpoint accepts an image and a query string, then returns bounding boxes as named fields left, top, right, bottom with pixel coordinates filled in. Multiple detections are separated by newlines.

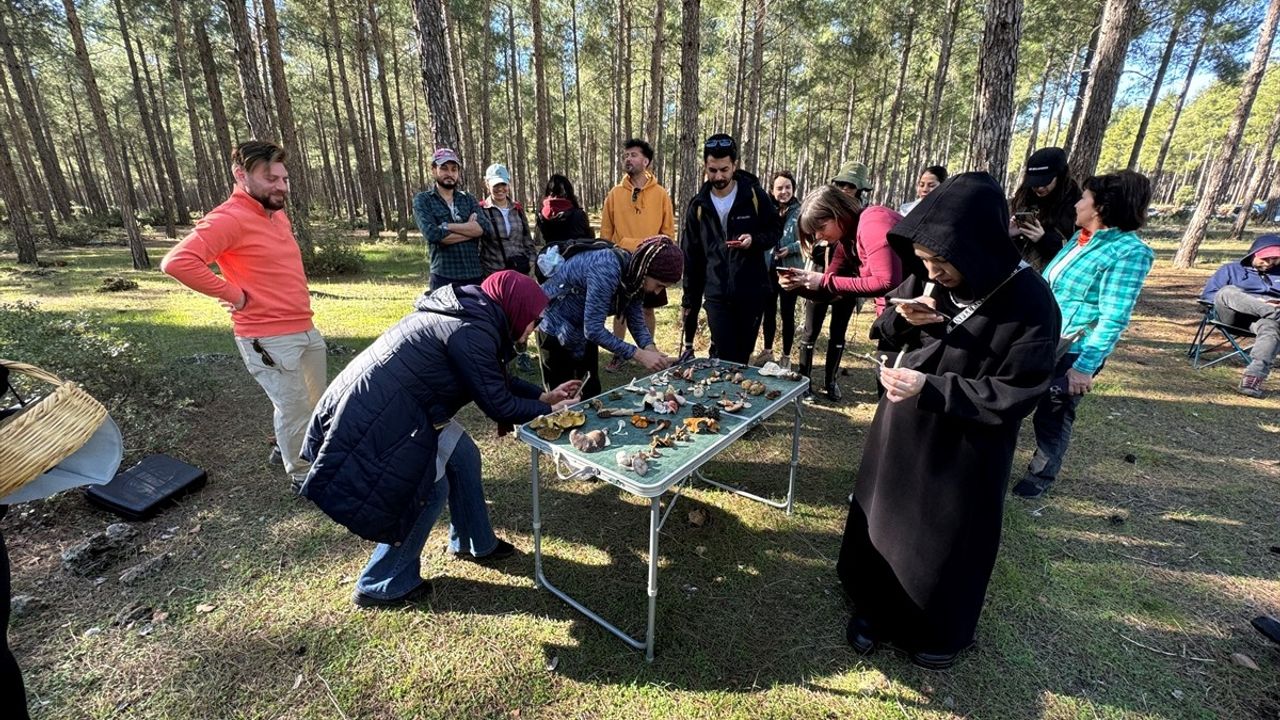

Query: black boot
left=797, top=342, right=816, bottom=395
left=824, top=341, right=845, bottom=402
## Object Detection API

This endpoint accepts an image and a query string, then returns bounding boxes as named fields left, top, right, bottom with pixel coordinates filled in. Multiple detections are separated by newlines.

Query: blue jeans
left=355, top=432, right=498, bottom=599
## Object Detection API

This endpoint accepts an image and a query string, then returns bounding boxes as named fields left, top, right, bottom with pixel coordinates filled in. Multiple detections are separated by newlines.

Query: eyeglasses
left=251, top=339, right=275, bottom=367
left=704, top=137, right=734, bottom=149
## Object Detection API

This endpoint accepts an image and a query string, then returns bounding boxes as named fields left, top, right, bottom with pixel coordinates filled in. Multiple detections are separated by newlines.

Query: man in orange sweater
left=600, top=138, right=676, bottom=372
left=161, top=141, right=326, bottom=491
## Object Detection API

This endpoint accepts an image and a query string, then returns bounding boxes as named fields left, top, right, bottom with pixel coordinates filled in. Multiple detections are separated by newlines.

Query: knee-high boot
left=824, top=341, right=845, bottom=402
left=797, top=342, right=816, bottom=394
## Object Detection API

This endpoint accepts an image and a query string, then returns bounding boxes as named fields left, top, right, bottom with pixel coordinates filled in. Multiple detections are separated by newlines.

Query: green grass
left=1, top=224, right=1278, bottom=719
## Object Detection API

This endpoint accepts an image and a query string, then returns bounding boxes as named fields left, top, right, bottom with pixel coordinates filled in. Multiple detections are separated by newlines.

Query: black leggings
left=802, top=297, right=857, bottom=349
left=0, top=507, right=28, bottom=719
left=537, top=331, right=602, bottom=399
left=762, top=279, right=800, bottom=356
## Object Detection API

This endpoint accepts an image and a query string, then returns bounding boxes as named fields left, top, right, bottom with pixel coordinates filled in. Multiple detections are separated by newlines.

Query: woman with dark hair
left=778, top=185, right=904, bottom=401
left=1012, top=170, right=1154, bottom=499
left=300, top=271, right=583, bottom=606
left=1008, top=147, right=1082, bottom=271
left=898, top=165, right=948, bottom=216
left=838, top=171, right=1060, bottom=669
left=536, top=174, right=593, bottom=245
left=755, top=170, right=804, bottom=367
left=539, top=236, right=684, bottom=398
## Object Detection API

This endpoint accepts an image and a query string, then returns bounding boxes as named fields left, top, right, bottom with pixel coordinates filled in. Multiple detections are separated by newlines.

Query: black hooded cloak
left=837, top=172, right=1061, bottom=653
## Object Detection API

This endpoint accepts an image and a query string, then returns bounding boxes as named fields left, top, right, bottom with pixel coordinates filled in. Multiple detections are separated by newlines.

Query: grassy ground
left=1, top=224, right=1278, bottom=719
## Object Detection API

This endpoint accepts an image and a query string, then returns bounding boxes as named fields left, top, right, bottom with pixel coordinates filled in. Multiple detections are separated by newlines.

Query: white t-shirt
left=710, top=185, right=738, bottom=235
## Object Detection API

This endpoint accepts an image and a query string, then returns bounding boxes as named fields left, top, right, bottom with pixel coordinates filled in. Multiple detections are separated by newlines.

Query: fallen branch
left=319, top=675, right=350, bottom=720
left=1119, top=634, right=1215, bottom=663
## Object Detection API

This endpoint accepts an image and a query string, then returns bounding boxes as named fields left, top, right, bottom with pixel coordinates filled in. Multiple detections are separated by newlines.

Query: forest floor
left=0, top=223, right=1278, bottom=719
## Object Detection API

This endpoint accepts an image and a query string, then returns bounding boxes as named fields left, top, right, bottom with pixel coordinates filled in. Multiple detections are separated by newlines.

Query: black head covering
left=887, top=171, right=1020, bottom=298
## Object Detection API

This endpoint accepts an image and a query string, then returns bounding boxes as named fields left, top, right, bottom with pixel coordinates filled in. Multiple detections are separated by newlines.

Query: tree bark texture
left=1068, top=0, right=1139, bottom=181
left=412, top=0, right=461, bottom=152
left=531, top=0, right=551, bottom=183
left=971, top=0, right=1022, bottom=183
left=261, top=0, right=313, bottom=255
left=1175, top=0, right=1280, bottom=268
left=223, top=0, right=274, bottom=141
left=677, top=0, right=702, bottom=210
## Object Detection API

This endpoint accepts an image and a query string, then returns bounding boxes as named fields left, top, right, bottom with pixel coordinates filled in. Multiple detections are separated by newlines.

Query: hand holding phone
left=889, top=296, right=950, bottom=324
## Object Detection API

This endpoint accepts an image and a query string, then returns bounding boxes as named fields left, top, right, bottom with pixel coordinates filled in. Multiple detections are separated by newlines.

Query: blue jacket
left=300, top=285, right=550, bottom=544
left=539, top=248, right=653, bottom=359
left=1201, top=234, right=1280, bottom=302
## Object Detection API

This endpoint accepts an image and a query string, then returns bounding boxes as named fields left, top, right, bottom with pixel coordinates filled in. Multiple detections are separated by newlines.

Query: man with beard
left=601, top=138, right=676, bottom=371
left=414, top=148, right=494, bottom=291
left=161, top=140, right=327, bottom=492
left=680, top=133, right=781, bottom=364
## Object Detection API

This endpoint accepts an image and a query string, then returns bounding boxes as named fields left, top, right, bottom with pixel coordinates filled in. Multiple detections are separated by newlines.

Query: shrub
left=303, top=228, right=366, bottom=277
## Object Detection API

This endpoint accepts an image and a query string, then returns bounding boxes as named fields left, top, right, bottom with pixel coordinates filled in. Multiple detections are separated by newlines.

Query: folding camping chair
left=1187, top=299, right=1256, bottom=369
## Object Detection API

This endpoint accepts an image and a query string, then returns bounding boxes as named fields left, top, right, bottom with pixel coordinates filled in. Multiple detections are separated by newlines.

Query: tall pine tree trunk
left=138, top=38, right=190, bottom=224
left=223, top=0, right=274, bottom=140
left=1127, top=13, right=1183, bottom=170
left=571, top=1, right=587, bottom=185
left=193, top=13, right=234, bottom=196
left=877, top=11, right=916, bottom=186
left=1152, top=17, right=1210, bottom=192
left=744, top=0, right=766, bottom=170
left=412, top=0, right=462, bottom=150
left=1175, top=0, right=1280, bottom=268
left=170, top=1, right=217, bottom=212
left=322, top=37, right=357, bottom=221
left=1068, top=0, right=1139, bottom=180
left=505, top=5, right=529, bottom=208
left=261, top=0, right=314, bottom=256
left=332, top=0, right=380, bottom=235
left=1231, top=109, right=1280, bottom=239
left=1063, top=5, right=1103, bottom=155
left=0, top=97, right=34, bottom=263
left=367, top=0, right=408, bottom=237
left=114, top=0, right=175, bottom=238
left=531, top=0, right=551, bottom=183
left=0, top=66, right=56, bottom=240
left=0, top=6, right=71, bottom=220
left=971, top=0, right=1022, bottom=182
left=645, top=0, right=666, bottom=146
left=63, top=0, right=148, bottom=269
left=924, top=0, right=962, bottom=160
left=677, top=0, right=701, bottom=209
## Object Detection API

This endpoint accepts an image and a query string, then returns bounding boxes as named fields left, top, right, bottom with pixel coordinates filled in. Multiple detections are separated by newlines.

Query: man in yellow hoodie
left=601, top=138, right=676, bottom=372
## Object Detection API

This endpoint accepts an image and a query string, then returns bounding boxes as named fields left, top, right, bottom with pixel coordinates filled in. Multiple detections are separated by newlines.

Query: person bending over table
left=838, top=172, right=1059, bottom=669
left=538, top=236, right=684, bottom=399
left=1012, top=170, right=1154, bottom=499
left=299, top=271, right=582, bottom=607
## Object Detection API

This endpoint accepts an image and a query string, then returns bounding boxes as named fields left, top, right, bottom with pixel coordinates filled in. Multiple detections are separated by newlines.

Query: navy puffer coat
left=301, top=285, right=550, bottom=544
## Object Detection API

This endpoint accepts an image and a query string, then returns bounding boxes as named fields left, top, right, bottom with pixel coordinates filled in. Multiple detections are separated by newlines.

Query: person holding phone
left=778, top=184, right=905, bottom=400
left=1008, top=147, right=1081, bottom=272
left=680, top=133, right=781, bottom=365
left=838, top=172, right=1060, bottom=669
left=755, top=170, right=804, bottom=367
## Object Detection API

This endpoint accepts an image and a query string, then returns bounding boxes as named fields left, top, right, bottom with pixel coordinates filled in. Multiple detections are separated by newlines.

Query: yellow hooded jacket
left=600, top=172, right=676, bottom=251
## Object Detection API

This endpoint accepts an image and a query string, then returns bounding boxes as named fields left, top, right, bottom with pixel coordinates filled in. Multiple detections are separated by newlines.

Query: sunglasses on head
left=704, top=137, right=734, bottom=149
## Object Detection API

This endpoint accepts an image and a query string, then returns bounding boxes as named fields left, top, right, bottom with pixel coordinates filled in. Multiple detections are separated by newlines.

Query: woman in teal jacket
left=757, top=170, right=804, bottom=367
left=1013, top=170, right=1154, bottom=499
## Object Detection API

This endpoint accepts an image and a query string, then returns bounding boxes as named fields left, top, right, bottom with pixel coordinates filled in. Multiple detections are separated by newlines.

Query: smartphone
left=1014, top=211, right=1036, bottom=223
left=889, top=297, right=952, bottom=319
left=775, top=266, right=797, bottom=275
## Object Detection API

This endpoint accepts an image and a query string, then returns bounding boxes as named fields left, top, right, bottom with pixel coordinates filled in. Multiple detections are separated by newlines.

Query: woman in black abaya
left=837, top=172, right=1060, bottom=669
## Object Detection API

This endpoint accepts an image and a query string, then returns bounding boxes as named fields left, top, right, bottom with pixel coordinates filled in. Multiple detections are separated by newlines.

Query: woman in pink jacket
left=779, top=184, right=906, bottom=400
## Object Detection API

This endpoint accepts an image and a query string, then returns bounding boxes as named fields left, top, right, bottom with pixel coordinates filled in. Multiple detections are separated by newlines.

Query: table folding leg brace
left=532, top=445, right=679, bottom=661
left=694, top=396, right=803, bottom=514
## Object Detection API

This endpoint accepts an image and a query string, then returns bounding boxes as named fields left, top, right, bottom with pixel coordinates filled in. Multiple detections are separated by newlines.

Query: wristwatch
left=439, top=221, right=450, bottom=234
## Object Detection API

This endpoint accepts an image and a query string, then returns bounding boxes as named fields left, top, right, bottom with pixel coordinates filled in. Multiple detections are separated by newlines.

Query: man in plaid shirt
left=413, top=148, right=494, bottom=290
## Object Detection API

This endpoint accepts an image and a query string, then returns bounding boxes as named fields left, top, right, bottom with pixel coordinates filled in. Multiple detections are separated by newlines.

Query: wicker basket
left=0, top=359, right=108, bottom=498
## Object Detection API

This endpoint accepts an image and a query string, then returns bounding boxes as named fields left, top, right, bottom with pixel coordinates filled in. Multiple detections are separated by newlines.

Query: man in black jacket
left=680, top=134, right=780, bottom=365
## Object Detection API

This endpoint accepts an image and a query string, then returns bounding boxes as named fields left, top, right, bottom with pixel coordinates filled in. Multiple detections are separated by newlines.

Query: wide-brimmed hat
left=831, top=162, right=872, bottom=191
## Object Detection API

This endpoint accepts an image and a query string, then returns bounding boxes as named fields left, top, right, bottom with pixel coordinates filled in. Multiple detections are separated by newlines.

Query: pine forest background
left=0, top=0, right=1277, bottom=270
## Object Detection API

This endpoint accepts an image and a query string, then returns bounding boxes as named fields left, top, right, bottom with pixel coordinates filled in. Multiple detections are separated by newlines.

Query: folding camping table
left=515, top=360, right=808, bottom=661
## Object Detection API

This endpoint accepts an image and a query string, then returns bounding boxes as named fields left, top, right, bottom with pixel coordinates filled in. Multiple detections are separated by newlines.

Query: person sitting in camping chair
left=1201, top=234, right=1280, bottom=398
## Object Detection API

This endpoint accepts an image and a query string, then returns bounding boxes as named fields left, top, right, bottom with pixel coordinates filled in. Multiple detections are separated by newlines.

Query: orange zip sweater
left=160, top=186, right=314, bottom=338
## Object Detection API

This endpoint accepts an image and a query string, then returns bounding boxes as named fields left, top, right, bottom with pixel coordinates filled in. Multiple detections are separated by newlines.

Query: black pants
left=762, top=278, right=800, bottom=356
left=802, top=297, right=857, bottom=348
left=0, top=507, right=28, bottom=719
left=705, top=299, right=763, bottom=365
left=537, top=331, right=602, bottom=399
left=1024, top=353, right=1096, bottom=484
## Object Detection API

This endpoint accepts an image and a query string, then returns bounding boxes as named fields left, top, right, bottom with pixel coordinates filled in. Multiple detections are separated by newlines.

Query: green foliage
left=303, top=227, right=367, bottom=277
left=53, top=217, right=114, bottom=246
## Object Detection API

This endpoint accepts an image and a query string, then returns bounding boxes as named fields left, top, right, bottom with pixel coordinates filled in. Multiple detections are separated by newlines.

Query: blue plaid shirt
left=1043, top=227, right=1154, bottom=375
left=413, top=187, right=493, bottom=281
